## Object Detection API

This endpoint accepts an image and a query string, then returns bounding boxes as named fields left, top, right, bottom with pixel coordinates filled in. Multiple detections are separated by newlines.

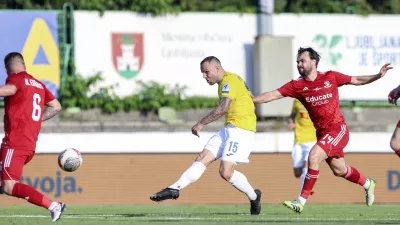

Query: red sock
left=300, top=168, right=319, bottom=199
left=12, top=183, right=49, bottom=209
left=344, top=165, right=367, bottom=186
left=395, top=149, right=400, bottom=157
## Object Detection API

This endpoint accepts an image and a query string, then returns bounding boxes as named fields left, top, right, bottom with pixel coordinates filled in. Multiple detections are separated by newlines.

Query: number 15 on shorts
left=228, top=141, right=239, bottom=153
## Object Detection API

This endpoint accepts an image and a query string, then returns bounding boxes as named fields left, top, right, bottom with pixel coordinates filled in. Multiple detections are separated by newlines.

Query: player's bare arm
left=252, top=90, right=284, bottom=104
left=350, top=63, right=393, bottom=86
left=191, top=97, right=232, bottom=137
left=388, top=85, right=400, bottom=105
left=199, top=97, right=231, bottom=125
left=42, top=99, right=62, bottom=121
left=0, top=84, right=17, bottom=97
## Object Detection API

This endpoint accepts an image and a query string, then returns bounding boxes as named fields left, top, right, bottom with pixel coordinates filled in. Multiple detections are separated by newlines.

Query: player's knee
left=308, top=156, right=320, bottom=169
left=195, top=152, right=204, bottom=161
left=195, top=155, right=203, bottom=164
left=308, top=148, right=326, bottom=169
left=195, top=149, right=214, bottom=167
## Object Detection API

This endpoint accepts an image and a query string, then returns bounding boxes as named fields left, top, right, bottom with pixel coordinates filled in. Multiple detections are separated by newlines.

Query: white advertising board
left=34, top=132, right=393, bottom=154
left=74, top=12, right=399, bottom=100
left=274, top=14, right=400, bottom=100
left=74, top=12, right=256, bottom=97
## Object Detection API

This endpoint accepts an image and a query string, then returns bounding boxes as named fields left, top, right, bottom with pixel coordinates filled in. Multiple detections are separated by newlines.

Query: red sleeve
left=331, top=71, right=351, bottom=86
left=44, top=85, right=55, bottom=104
left=5, top=75, right=22, bottom=90
left=277, top=80, right=297, bottom=98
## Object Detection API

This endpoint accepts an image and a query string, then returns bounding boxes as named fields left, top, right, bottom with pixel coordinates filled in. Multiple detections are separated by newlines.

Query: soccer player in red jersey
left=0, top=52, right=66, bottom=222
left=253, top=47, right=392, bottom=213
left=388, top=85, right=400, bottom=156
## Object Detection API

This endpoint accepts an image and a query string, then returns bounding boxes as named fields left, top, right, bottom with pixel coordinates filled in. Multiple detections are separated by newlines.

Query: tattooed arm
left=199, top=97, right=232, bottom=125
left=42, top=99, right=62, bottom=121
left=191, top=97, right=232, bottom=137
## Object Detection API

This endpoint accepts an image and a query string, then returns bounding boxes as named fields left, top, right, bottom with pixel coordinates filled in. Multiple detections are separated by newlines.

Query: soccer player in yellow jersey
left=150, top=56, right=262, bottom=215
left=287, top=99, right=317, bottom=194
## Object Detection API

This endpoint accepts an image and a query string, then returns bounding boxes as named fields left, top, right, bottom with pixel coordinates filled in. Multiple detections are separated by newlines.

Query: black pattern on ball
left=63, top=157, right=80, bottom=172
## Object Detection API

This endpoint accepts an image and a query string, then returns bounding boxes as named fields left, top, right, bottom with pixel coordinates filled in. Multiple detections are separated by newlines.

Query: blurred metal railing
left=59, top=2, right=75, bottom=89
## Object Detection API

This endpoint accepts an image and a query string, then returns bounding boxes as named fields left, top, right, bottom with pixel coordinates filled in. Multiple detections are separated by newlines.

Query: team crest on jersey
left=303, top=87, right=308, bottom=91
left=324, top=81, right=332, bottom=88
left=222, top=84, right=230, bottom=93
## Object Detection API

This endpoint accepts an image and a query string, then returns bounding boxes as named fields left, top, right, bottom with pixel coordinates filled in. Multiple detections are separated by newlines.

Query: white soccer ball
left=58, top=148, right=83, bottom=172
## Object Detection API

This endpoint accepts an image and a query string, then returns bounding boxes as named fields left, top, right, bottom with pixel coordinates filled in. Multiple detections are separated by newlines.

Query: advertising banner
left=75, top=12, right=400, bottom=100
left=74, top=12, right=256, bottom=97
left=0, top=153, right=397, bottom=206
left=0, top=12, right=60, bottom=97
left=273, top=14, right=400, bottom=100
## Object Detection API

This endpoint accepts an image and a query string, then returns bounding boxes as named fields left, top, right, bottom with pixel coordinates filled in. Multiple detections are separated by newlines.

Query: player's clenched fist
left=388, top=85, right=400, bottom=105
left=191, top=122, right=203, bottom=137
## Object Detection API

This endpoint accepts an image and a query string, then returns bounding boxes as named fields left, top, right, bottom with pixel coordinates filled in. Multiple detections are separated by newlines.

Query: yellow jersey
left=218, top=72, right=256, bottom=132
left=292, top=99, right=317, bottom=144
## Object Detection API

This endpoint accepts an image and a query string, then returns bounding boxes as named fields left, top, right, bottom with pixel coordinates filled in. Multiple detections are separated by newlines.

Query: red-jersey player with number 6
left=0, top=52, right=66, bottom=222
left=252, top=47, right=393, bottom=213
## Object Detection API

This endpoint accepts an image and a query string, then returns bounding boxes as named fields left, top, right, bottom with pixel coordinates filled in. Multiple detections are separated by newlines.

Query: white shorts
left=292, top=141, right=316, bottom=168
left=204, top=124, right=255, bottom=164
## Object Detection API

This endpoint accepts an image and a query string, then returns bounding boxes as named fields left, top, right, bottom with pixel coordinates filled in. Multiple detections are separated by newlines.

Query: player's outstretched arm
left=252, top=90, right=284, bottom=104
left=191, top=97, right=231, bottom=137
left=42, top=99, right=62, bottom=121
left=0, top=84, right=17, bottom=97
left=350, top=63, right=393, bottom=86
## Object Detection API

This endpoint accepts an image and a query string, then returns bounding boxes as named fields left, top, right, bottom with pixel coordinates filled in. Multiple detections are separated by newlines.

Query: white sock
left=299, top=168, right=308, bottom=194
left=363, top=178, right=371, bottom=189
left=169, top=162, right=206, bottom=190
left=229, top=170, right=257, bottom=201
left=48, top=202, right=58, bottom=211
left=297, top=196, right=307, bottom=206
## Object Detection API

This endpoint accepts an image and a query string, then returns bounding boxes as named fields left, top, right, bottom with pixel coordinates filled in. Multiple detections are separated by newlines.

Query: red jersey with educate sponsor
left=2, top=71, right=55, bottom=151
left=278, top=71, right=351, bottom=130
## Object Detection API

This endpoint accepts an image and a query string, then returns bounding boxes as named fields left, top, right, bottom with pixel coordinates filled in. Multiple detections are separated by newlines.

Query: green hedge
left=59, top=73, right=219, bottom=113
left=1, top=0, right=399, bottom=15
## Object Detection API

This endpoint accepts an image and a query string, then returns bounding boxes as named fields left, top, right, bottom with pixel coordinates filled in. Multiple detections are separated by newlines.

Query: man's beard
left=298, top=68, right=310, bottom=76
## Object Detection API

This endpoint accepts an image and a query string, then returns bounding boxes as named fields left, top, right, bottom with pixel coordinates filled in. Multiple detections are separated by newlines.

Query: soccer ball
left=58, top=148, right=83, bottom=172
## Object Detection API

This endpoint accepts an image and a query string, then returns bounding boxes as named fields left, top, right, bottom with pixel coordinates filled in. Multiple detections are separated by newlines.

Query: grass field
left=0, top=204, right=400, bottom=225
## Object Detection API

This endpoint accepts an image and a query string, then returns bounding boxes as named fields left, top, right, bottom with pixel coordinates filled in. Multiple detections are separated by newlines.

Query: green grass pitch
left=0, top=204, right=399, bottom=225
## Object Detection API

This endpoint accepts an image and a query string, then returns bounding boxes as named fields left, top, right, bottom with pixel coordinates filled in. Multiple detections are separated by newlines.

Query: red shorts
left=316, top=123, right=349, bottom=158
left=397, top=120, right=400, bottom=128
left=0, top=148, right=35, bottom=181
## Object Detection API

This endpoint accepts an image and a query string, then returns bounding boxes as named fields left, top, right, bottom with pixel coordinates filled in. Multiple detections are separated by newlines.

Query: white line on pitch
left=0, top=215, right=399, bottom=221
